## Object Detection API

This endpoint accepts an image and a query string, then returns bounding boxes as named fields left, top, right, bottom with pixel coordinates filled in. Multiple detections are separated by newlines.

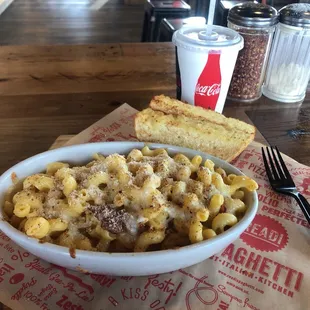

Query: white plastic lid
left=172, top=25, right=244, bottom=52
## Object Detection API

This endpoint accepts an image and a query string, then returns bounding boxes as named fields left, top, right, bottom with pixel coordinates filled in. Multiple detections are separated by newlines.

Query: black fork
left=262, top=146, right=310, bottom=224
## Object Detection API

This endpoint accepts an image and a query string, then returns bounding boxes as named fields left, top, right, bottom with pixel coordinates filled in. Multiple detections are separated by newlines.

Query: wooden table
left=0, top=43, right=309, bottom=176
left=0, top=43, right=309, bottom=310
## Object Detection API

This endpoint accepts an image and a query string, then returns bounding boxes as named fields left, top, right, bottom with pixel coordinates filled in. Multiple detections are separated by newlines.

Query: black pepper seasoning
left=227, top=3, right=279, bottom=102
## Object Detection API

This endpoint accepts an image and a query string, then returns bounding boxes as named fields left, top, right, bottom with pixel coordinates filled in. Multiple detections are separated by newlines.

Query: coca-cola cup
left=172, top=25, right=244, bottom=113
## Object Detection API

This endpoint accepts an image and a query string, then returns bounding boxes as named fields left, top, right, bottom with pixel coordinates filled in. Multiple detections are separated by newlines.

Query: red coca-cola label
left=194, top=53, right=221, bottom=110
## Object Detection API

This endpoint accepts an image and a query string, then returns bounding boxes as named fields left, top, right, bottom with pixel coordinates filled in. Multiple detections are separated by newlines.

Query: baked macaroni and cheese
left=3, top=147, right=258, bottom=253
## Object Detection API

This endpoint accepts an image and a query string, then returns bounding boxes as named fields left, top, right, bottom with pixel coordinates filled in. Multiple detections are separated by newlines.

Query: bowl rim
left=0, top=141, right=258, bottom=259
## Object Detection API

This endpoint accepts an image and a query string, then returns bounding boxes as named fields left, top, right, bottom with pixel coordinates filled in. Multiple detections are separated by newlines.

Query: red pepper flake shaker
left=227, top=3, right=279, bottom=102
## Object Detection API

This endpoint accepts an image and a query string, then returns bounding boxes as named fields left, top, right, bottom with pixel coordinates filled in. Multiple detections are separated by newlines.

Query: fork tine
left=262, top=147, right=274, bottom=181
left=266, top=147, right=279, bottom=180
left=275, top=146, right=294, bottom=182
left=270, top=146, right=285, bottom=179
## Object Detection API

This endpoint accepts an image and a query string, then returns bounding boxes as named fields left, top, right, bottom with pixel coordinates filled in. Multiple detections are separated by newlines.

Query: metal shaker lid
left=228, top=2, right=279, bottom=28
left=279, top=4, right=310, bottom=28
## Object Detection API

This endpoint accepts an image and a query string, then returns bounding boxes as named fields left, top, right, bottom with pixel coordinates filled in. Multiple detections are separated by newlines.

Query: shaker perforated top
left=279, top=4, right=310, bottom=28
left=228, top=2, right=279, bottom=28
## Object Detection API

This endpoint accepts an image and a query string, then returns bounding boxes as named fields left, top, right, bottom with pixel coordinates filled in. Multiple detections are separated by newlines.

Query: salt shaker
left=227, top=3, right=279, bottom=102
left=263, top=4, right=310, bottom=103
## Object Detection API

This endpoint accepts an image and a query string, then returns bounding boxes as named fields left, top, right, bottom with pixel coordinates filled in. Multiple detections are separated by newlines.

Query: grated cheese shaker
left=263, top=4, right=310, bottom=103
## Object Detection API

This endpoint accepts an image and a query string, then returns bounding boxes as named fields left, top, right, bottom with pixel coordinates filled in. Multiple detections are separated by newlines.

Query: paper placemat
left=0, top=104, right=309, bottom=310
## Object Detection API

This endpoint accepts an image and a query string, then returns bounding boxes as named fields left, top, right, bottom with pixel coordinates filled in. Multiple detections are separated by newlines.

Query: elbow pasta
left=3, top=147, right=258, bottom=253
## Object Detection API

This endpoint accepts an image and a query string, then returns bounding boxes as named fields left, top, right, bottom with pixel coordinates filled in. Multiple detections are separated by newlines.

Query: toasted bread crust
left=150, top=95, right=255, bottom=134
left=135, top=95, right=255, bottom=162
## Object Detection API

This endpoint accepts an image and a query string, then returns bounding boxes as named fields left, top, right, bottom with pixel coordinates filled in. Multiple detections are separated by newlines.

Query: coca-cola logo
left=195, top=83, right=221, bottom=97
left=194, top=53, right=221, bottom=110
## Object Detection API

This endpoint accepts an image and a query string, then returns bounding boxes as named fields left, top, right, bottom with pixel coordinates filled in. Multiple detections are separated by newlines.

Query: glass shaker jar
left=263, top=4, right=310, bottom=103
left=227, top=3, right=278, bottom=102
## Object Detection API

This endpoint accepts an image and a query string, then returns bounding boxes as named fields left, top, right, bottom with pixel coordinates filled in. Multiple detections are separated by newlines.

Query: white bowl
left=0, top=142, right=258, bottom=276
